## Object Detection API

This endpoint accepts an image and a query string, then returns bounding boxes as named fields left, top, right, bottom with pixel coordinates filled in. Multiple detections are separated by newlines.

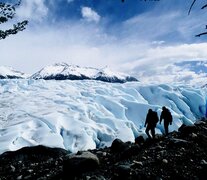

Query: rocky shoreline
left=0, top=119, right=207, bottom=180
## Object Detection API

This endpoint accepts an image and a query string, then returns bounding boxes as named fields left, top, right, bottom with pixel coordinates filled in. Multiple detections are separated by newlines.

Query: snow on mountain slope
left=0, top=79, right=206, bottom=154
left=31, top=63, right=138, bottom=83
left=0, top=66, right=27, bottom=79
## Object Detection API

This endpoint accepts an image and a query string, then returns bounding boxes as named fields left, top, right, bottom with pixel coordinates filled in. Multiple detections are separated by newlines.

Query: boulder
left=178, top=124, right=197, bottom=136
left=111, top=139, right=129, bottom=153
left=135, top=136, right=145, bottom=145
left=168, top=138, right=190, bottom=148
left=63, top=151, right=99, bottom=178
left=115, top=164, right=131, bottom=178
left=120, top=144, right=140, bottom=160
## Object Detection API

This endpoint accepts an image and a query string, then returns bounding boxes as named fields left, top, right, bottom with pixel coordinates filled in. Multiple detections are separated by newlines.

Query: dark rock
left=135, top=136, right=145, bottom=145
left=0, top=145, right=68, bottom=162
left=178, top=124, right=197, bottom=136
left=0, top=145, right=68, bottom=180
left=87, top=175, right=106, bottom=180
left=63, top=151, right=99, bottom=178
left=194, top=120, right=206, bottom=126
left=178, top=124, right=186, bottom=132
left=111, top=139, right=129, bottom=153
left=1, top=118, right=207, bottom=180
left=168, top=138, right=189, bottom=148
left=120, top=144, right=140, bottom=160
left=197, top=134, right=207, bottom=148
left=115, top=164, right=131, bottom=178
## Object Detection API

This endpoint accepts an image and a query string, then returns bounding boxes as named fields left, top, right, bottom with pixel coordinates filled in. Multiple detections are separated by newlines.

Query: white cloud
left=16, top=0, right=48, bottom=22
left=2, top=1, right=207, bottom=86
left=118, top=43, right=207, bottom=85
left=2, top=22, right=207, bottom=86
left=81, top=7, right=100, bottom=23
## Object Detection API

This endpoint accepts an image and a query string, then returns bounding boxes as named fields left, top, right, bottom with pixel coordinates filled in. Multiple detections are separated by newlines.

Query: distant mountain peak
left=0, top=66, right=27, bottom=79
left=31, top=62, right=138, bottom=83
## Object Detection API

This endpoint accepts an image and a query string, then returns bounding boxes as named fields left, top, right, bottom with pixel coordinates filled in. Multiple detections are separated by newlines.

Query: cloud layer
left=1, top=0, right=207, bottom=85
left=81, top=7, right=100, bottom=23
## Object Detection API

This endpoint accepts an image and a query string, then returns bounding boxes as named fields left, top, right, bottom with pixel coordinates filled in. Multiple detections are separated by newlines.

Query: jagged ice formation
left=0, top=79, right=206, bottom=154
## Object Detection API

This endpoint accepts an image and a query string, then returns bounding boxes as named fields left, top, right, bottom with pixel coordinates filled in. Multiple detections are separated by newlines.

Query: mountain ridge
left=31, top=62, right=138, bottom=83
left=0, top=63, right=138, bottom=83
left=0, top=66, right=27, bottom=79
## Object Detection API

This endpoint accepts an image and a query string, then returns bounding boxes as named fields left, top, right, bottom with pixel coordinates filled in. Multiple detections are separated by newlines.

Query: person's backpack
left=153, top=111, right=159, bottom=124
left=166, top=109, right=173, bottom=123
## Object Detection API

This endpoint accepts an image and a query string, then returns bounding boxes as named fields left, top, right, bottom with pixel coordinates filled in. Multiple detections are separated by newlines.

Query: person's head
left=148, top=109, right=153, bottom=113
left=162, top=106, right=167, bottom=111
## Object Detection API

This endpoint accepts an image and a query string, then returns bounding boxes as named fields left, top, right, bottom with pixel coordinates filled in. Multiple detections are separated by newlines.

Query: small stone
left=201, top=159, right=207, bottom=165
left=28, top=169, right=33, bottom=173
left=10, top=165, right=15, bottom=172
left=24, top=175, right=32, bottom=180
left=133, top=160, right=143, bottom=166
left=96, top=151, right=107, bottom=157
left=159, top=150, right=166, bottom=156
left=142, top=156, right=147, bottom=160
left=17, top=175, right=22, bottom=180
left=162, top=159, right=168, bottom=164
left=96, top=151, right=102, bottom=155
left=180, top=147, right=185, bottom=151
left=191, top=133, right=197, bottom=138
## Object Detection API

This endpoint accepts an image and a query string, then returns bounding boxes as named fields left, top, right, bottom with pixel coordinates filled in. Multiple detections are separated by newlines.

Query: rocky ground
left=0, top=119, right=207, bottom=180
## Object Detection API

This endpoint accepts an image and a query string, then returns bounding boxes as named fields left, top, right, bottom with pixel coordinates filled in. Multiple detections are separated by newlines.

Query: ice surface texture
left=0, top=79, right=206, bottom=154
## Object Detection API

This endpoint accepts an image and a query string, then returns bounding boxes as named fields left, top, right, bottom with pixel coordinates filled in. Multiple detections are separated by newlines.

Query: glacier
left=0, top=79, right=206, bottom=154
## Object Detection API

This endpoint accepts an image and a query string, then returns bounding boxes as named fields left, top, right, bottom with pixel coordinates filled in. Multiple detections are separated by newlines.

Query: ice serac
left=0, top=79, right=206, bottom=154
left=31, top=63, right=138, bottom=83
left=0, top=66, right=27, bottom=79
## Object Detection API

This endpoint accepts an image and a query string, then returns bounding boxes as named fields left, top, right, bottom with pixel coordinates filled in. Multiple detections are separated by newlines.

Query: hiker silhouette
left=144, top=109, right=159, bottom=139
left=160, top=106, right=173, bottom=135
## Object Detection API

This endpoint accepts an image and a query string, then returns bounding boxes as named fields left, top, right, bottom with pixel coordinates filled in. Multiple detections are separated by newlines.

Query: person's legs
left=164, top=121, right=169, bottom=135
left=151, top=127, right=155, bottom=139
left=145, top=126, right=152, bottom=139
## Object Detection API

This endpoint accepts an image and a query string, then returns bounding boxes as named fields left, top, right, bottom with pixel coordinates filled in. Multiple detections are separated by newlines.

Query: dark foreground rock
left=0, top=119, right=207, bottom=179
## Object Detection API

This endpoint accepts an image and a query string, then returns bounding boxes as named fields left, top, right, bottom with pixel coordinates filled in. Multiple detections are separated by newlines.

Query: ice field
left=0, top=79, right=206, bottom=154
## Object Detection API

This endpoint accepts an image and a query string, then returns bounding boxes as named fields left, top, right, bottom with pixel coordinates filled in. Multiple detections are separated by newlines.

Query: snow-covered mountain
left=0, top=79, right=206, bottom=154
left=31, top=63, right=138, bottom=83
left=0, top=66, right=27, bottom=79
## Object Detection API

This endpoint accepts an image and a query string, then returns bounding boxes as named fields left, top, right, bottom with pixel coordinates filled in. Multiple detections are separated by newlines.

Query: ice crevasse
left=0, top=79, right=206, bottom=154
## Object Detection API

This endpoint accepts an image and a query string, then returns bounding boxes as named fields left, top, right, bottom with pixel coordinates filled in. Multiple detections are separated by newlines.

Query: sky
left=1, top=0, right=207, bottom=85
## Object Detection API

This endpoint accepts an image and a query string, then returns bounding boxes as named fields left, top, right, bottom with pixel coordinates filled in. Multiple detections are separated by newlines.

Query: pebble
left=28, top=169, right=33, bottom=173
left=24, top=175, right=32, bottom=179
left=191, top=133, right=197, bottom=138
left=10, top=165, right=15, bottom=172
left=162, top=159, right=168, bottom=164
left=17, top=175, right=22, bottom=180
left=133, top=160, right=143, bottom=166
left=201, top=159, right=207, bottom=165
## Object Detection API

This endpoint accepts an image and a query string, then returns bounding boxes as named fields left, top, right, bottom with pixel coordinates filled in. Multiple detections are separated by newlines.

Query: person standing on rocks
left=144, top=109, right=159, bottom=139
left=160, top=106, right=173, bottom=135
